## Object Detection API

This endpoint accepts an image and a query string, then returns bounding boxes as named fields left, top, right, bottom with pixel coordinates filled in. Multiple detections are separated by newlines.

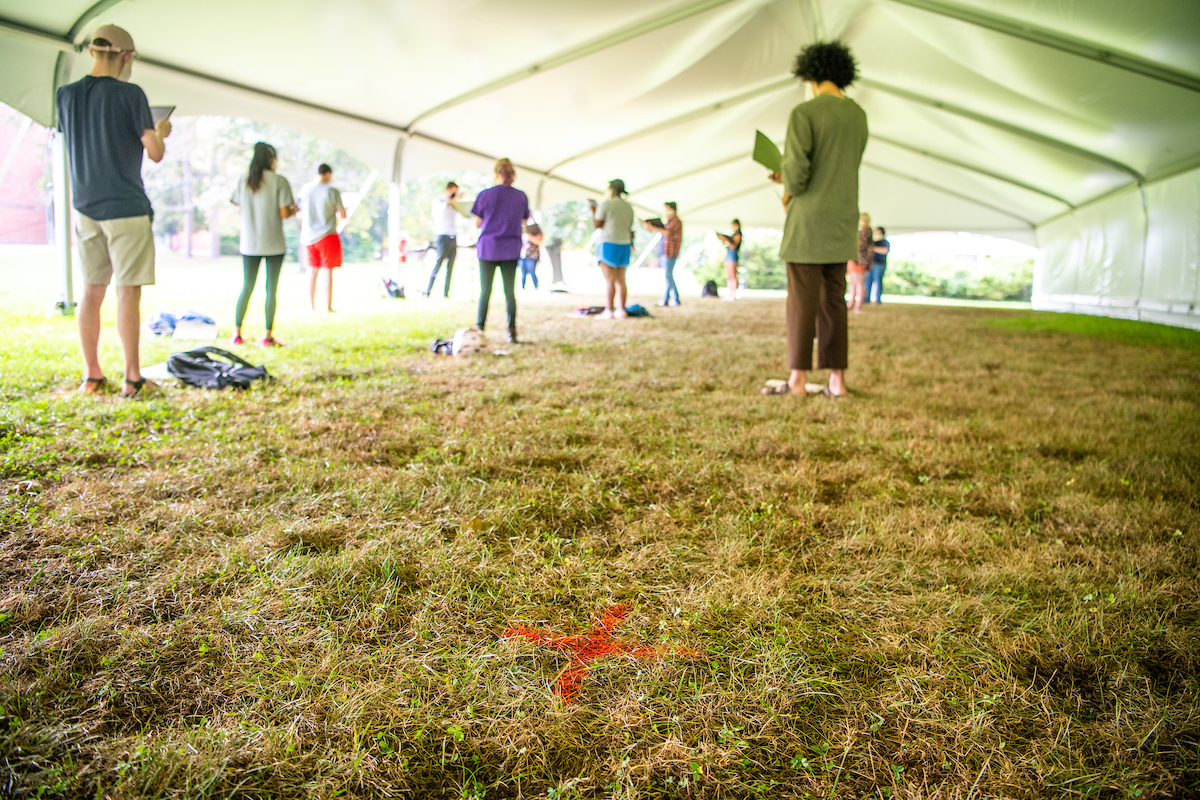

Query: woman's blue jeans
left=866, top=264, right=886, bottom=303
left=519, top=257, right=538, bottom=289
left=662, top=256, right=680, bottom=304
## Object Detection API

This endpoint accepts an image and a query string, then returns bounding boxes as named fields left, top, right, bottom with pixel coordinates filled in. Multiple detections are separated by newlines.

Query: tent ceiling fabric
left=1, top=0, right=1198, bottom=242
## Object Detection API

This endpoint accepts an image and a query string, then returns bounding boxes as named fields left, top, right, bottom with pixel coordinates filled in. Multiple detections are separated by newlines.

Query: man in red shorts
left=299, top=163, right=347, bottom=311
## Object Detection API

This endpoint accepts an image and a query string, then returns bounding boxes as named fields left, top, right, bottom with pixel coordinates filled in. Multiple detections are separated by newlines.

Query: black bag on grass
left=167, top=346, right=270, bottom=390
left=702, top=280, right=720, bottom=297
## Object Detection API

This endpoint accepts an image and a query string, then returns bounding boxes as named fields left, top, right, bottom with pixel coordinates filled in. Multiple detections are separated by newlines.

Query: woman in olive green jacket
left=764, top=41, right=867, bottom=398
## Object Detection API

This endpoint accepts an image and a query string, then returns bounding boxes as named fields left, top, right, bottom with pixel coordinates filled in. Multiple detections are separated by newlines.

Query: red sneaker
left=261, top=337, right=284, bottom=347
left=230, top=335, right=244, bottom=345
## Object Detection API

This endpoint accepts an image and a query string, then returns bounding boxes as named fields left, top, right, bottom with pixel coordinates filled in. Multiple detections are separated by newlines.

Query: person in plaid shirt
left=644, top=202, right=683, bottom=306
left=519, top=224, right=544, bottom=289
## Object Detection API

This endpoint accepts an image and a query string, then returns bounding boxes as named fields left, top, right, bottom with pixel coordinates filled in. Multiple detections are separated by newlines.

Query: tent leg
left=50, top=129, right=74, bottom=317
left=387, top=181, right=402, bottom=281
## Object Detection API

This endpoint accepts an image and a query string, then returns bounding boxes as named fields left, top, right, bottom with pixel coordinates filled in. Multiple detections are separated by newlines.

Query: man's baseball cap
left=89, top=24, right=136, bottom=53
left=609, top=179, right=627, bottom=195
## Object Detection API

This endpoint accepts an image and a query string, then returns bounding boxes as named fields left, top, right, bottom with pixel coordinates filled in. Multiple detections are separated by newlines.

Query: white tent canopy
left=2, top=0, right=1199, bottom=326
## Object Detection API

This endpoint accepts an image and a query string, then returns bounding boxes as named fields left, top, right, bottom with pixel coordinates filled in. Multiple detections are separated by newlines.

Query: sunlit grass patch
left=981, top=311, right=1200, bottom=351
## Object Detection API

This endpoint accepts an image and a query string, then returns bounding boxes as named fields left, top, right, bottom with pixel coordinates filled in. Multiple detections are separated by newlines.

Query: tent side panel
left=1034, top=175, right=1200, bottom=329
left=0, top=36, right=60, bottom=128
left=1068, top=189, right=1146, bottom=315
left=1142, top=168, right=1200, bottom=319
left=1032, top=213, right=1080, bottom=311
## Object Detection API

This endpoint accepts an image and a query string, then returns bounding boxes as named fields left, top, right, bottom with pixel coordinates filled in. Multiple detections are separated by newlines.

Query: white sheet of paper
left=139, top=362, right=177, bottom=382
left=173, top=320, right=219, bottom=340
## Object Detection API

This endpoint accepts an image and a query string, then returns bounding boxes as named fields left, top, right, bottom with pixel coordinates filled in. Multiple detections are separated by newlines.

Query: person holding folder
left=763, top=40, right=867, bottom=398
left=471, top=159, right=532, bottom=343
left=715, top=221, right=743, bottom=300
left=57, top=24, right=171, bottom=398
left=642, top=202, right=683, bottom=306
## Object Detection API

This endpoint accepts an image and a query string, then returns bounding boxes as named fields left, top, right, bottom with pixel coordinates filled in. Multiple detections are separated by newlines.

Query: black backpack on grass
left=702, top=280, right=720, bottom=297
left=167, top=346, right=270, bottom=390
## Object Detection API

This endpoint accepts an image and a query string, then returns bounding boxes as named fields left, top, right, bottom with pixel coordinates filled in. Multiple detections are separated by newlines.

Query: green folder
left=753, top=130, right=782, bottom=173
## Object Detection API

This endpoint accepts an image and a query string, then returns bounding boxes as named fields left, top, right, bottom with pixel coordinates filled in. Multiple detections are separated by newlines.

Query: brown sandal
left=79, top=376, right=109, bottom=395
left=122, top=378, right=158, bottom=400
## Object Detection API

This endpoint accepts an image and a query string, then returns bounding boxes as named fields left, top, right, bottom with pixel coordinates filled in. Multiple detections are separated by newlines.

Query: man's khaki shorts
left=76, top=214, right=155, bottom=286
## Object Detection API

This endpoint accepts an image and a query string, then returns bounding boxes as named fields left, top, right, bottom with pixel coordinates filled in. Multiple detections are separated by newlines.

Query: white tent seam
left=869, top=134, right=1076, bottom=208
left=545, top=77, right=797, bottom=175
left=638, top=154, right=749, bottom=192
left=858, top=77, right=1145, bottom=183
left=884, top=0, right=1200, bottom=95
left=406, top=0, right=746, bottom=132
left=863, top=161, right=1035, bottom=226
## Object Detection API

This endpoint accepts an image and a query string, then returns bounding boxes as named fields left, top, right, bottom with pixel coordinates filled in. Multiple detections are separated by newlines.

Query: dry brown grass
left=1, top=297, right=1198, bottom=799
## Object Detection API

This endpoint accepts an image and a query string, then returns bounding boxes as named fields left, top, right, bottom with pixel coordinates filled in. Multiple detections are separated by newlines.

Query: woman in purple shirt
left=471, top=158, right=532, bottom=343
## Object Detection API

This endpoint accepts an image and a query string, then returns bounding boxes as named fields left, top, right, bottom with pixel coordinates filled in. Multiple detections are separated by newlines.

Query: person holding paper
left=299, top=163, right=346, bottom=312
left=716, top=221, right=743, bottom=300
left=231, top=142, right=298, bottom=347
left=426, top=181, right=466, bottom=298
left=643, top=202, right=683, bottom=306
left=592, top=179, right=635, bottom=319
left=56, top=24, right=171, bottom=398
left=762, top=40, right=867, bottom=398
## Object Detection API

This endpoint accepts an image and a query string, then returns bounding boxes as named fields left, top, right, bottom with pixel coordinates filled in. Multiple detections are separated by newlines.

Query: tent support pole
left=387, top=182, right=402, bottom=280
left=387, top=137, right=406, bottom=279
left=631, top=233, right=662, bottom=270
left=50, top=129, right=74, bottom=316
left=338, top=169, right=379, bottom=234
left=1135, top=185, right=1151, bottom=320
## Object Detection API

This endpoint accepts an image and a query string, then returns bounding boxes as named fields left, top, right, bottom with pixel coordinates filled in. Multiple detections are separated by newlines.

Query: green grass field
left=2, top=252, right=1199, bottom=799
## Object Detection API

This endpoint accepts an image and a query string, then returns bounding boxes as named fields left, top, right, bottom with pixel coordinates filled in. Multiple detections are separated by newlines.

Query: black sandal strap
left=84, top=377, right=106, bottom=384
left=125, top=378, right=146, bottom=389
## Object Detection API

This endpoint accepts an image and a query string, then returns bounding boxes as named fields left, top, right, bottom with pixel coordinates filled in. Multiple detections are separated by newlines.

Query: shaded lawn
left=1, top=289, right=1199, bottom=799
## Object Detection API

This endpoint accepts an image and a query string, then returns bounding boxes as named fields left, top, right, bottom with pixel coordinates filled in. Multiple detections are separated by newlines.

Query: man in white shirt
left=426, top=181, right=464, bottom=298
left=299, top=163, right=346, bottom=312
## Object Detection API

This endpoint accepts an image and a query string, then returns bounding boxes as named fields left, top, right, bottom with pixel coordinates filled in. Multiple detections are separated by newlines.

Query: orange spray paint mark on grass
left=503, top=604, right=698, bottom=703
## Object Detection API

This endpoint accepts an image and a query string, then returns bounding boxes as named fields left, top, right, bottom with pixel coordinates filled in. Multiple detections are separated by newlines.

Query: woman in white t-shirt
left=591, top=179, right=635, bottom=319
left=230, top=141, right=297, bottom=347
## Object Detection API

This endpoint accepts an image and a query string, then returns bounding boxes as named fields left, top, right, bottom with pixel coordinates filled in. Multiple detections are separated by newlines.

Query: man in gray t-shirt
left=298, top=164, right=347, bottom=312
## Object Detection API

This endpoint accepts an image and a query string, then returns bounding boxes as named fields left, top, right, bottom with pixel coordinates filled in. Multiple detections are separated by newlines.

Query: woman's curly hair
left=792, top=41, right=858, bottom=88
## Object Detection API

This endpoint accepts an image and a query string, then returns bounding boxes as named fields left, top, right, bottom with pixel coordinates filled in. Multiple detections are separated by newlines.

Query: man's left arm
left=134, top=89, right=168, bottom=162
